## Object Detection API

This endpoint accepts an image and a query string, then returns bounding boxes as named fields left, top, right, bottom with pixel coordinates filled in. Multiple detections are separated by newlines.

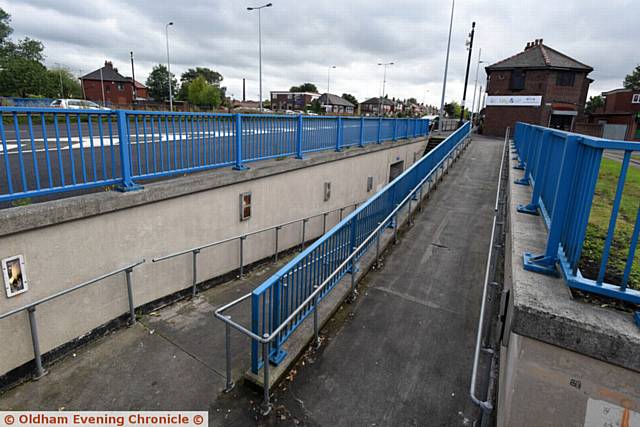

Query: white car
left=50, top=99, right=110, bottom=110
left=284, top=110, right=297, bottom=115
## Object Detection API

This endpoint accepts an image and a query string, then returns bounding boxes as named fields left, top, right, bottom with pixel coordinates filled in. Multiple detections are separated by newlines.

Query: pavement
left=0, top=134, right=502, bottom=426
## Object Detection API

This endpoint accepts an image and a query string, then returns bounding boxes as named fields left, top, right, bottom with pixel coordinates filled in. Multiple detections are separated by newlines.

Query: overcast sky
left=1, top=0, right=638, bottom=107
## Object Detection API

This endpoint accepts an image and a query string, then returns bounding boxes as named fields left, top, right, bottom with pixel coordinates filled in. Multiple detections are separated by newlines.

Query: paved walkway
left=0, top=135, right=503, bottom=426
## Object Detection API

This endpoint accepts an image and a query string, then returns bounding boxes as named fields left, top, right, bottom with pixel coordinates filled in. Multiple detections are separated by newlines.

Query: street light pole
left=439, top=0, right=455, bottom=129
left=165, top=21, right=174, bottom=111
left=248, top=3, right=273, bottom=112
left=130, top=51, right=137, bottom=105
left=459, top=21, right=475, bottom=127
left=99, top=67, right=106, bottom=107
left=327, top=65, right=336, bottom=94
left=378, top=62, right=394, bottom=117
left=470, top=47, right=483, bottom=124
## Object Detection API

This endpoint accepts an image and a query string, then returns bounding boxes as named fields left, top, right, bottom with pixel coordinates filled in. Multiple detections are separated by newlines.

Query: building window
left=556, top=72, right=575, bottom=87
left=632, top=94, right=640, bottom=104
left=117, top=83, right=124, bottom=91
left=105, top=86, right=110, bottom=93
left=509, top=69, right=526, bottom=90
left=239, top=192, right=252, bottom=221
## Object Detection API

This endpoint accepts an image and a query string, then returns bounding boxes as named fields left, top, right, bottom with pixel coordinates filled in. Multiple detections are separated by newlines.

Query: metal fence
left=513, top=122, right=640, bottom=304
left=0, top=107, right=430, bottom=203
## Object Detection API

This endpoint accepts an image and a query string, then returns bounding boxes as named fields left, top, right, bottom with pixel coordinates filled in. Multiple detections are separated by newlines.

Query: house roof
left=486, top=39, right=592, bottom=72
left=361, top=97, right=394, bottom=106
left=319, top=93, right=355, bottom=107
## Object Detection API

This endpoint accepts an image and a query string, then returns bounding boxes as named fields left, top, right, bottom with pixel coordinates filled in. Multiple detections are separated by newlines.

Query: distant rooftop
left=486, top=39, right=593, bottom=72
left=319, top=93, right=355, bottom=107
left=81, top=61, right=147, bottom=88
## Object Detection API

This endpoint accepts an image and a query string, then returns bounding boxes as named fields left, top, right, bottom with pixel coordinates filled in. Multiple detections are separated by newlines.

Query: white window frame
left=632, top=93, right=640, bottom=104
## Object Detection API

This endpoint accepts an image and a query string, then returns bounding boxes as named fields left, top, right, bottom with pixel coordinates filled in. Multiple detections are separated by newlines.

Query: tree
left=46, top=67, right=82, bottom=98
left=443, top=101, right=460, bottom=118
left=407, top=97, right=417, bottom=104
left=290, top=82, right=318, bottom=93
left=0, top=57, right=49, bottom=97
left=341, top=93, right=358, bottom=106
left=585, top=95, right=604, bottom=114
left=145, top=64, right=178, bottom=101
left=623, top=65, right=640, bottom=90
left=187, top=75, right=222, bottom=108
left=178, top=67, right=225, bottom=101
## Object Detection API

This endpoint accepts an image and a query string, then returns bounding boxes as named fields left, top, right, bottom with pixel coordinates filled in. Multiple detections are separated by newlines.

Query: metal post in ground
left=313, top=286, right=320, bottom=348
left=125, top=267, right=136, bottom=325
left=323, top=213, right=328, bottom=234
left=375, top=225, right=381, bottom=268
left=274, top=226, right=280, bottom=262
left=191, top=249, right=200, bottom=297
left=339, top=207, right=344, bottom=221
left=261, top=336, right=272, bottom=415
left=224, top=317, right=235, bottom=392
left=239, top=236, right=246, bottom=278
left=301, top=218, right=308, bottom=250
left=27, top=306, right=46, bottom=379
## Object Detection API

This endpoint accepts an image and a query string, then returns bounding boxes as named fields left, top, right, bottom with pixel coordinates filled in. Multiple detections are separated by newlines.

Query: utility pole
left=378, top=62, right=394, bottom=116
left=470, top=47, right=482, bottom=124
left=130, top=51, right=137, bottom=105
left=327, top=65, right=336, bottom=93
left=439, top=0, right=455, bottom=129
left=165, top=22, right=174, bottom=111
left=247, top=3, right=273, bottom=112
left=459, top=21, right=475, bottom=127
left=99, top=67, right=106, bottom=107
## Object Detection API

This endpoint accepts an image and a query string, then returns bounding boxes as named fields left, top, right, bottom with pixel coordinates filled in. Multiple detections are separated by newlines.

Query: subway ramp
left=0, top=134, right=503, bottom=426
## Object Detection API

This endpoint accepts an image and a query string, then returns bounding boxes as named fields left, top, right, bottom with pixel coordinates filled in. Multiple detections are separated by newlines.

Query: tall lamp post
left=470, top=48, right=485, bottom=124
left=247, top=3, right=273, bottom=112
left=165, top=21, right=174, bottom=111
left=439, top=0, right=455, bottom=129
left=458, top=21, right=475, bottom=127
left=130, top=51, right=137, bottom=105
left=378, top=61, right=394, bottom=116
left=327, top=65, right=336, bottom=93
left=54, top=62, right=64, bottom=98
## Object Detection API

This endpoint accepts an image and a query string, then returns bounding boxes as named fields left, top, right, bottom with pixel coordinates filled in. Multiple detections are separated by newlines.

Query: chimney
left=104, top=61, right=114, bottom=69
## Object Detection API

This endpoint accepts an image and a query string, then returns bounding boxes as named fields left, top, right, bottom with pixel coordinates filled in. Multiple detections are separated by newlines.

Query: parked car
left=284, top=110, right=296, bottom=115
left=50, top=99, right=110, bottom=110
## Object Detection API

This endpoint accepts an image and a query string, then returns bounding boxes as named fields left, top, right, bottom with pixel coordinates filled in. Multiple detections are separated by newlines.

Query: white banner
left=0, top=412, right=208, bottom=427
left=486, top=95, right=542, bottom=107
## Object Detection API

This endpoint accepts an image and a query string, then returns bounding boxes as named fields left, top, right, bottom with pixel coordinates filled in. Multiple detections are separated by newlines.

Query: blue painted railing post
left=392, top=119, right=397, bottom=141
left=414, top=119, right=418, bottom=138
left=359, top=116, right=365, bottom=147
left=270, top=280, right=286, bottom=364
left=523, top=135, right=580, bottom=275
left=296, top=114, right=304, bottom=159
left=115, top=110, right=141, bottom=191
left=517, top=129, right=551, bottom=215
left=377, top=117, right=382, bottom=143
left=233, top=114, right=247, bottom=170
left=335, top=116, right=343, bottom=152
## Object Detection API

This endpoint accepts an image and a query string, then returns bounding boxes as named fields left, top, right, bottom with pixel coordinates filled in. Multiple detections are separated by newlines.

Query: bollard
left=224, top=317, right=235, bottom=392
left=125, top=267, right=136, bottom=325
left=274, top=226, right=280, bottom=262
left=191, top=249, right=200, bottom=297
left=261, top=337, right=272, bottom=415
left=27, top=306, right=46, bottom=379
left=239, top=236, right=246, bottom=278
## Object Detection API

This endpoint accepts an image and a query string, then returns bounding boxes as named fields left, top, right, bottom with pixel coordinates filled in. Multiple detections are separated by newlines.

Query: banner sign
left=486, top=95, right=542, bottom=107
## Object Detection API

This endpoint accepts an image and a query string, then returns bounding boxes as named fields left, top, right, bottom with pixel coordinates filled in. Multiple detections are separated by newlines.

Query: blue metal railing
left=513, top=122, right=640, bottom=304
left=249, top=122, right=470, bottom=373
left=0, top=108, right=430, bottom=203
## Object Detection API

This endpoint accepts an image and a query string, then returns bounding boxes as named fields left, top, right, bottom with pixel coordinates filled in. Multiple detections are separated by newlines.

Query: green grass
left=579, top=158, right=640, bottom=289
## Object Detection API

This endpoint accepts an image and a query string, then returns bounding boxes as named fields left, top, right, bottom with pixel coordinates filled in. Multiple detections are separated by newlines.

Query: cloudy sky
left=1, top=0, right=638, bottom=107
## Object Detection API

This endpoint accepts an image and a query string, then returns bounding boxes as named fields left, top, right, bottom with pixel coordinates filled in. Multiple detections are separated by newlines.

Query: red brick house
left=80, top=61, right=148, bottom=106
left=588, top=88, right=640, bottom=141
left=270, top=91, right=320, bottom=111
left=483, top=39, right=593, bottom=137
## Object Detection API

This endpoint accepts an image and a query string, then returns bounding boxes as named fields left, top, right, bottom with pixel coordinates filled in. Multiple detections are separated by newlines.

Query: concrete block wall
left=0, top=138, right=426, bottom=377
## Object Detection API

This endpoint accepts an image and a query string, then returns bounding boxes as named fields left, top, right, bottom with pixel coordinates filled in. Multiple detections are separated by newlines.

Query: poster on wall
left=2, top=254, right=29, bottom=297
left=486, top=95, right=542, bottom=107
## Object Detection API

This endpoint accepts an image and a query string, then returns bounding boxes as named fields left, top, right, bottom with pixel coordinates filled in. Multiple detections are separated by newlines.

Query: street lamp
left=378, top=62, right=394, bottom=116
left=470, top=48, right=485, bottom=124
left=247, top=3, right=273, bottom=112
left=439, top=0, right=455, bottom=129
left=54, top=62, right=64, bottom=98
left=165, top=21, right=174, bottom=111
left=327, top=65, right=336, bottom=94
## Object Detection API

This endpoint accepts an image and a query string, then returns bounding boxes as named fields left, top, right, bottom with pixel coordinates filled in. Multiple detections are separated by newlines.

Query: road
left=604, top=149, right=640, bottom=169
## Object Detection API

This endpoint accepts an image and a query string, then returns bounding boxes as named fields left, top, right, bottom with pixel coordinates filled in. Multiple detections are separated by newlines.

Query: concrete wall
left=498, top=148, right=640, bottom=426
left=0, top=138, right=426, bottom=377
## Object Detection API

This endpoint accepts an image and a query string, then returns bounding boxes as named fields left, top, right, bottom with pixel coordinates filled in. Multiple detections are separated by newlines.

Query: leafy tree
left=187, top=76, right=222, bottom=108
left=443, top=101, right=460, bottom=118
left=46, top=67, right=82, bottom=98
left=623, top=65, right=640, bottom=89
left=178, top=67, right=225, bottom=101
left=0, top=57, right=49, bottom=97
left=407, top=97, right=417, bottom=104
left=341, top=93, right=358, bottom=106
left=0, top=8, right=11, bottom=43
left=145, top=64, right=178, bottom=101
left=585, top=95, right=604, bottom=114
left=290, top=82, right=318, bottom=93
left=309, top=99, right=322, bottom=114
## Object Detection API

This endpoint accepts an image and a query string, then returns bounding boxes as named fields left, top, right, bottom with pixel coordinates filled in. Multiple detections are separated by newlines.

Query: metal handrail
left=495, top=127, right=509, bottom=211
left=215, top=126, right=471, bottom=414
left=151, top=202, right=361, bottom=297
left=0, top=259, right=146, bottom=379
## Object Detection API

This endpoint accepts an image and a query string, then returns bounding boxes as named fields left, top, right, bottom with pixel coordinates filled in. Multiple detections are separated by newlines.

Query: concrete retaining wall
left=0, top=138, right=426, bottom=377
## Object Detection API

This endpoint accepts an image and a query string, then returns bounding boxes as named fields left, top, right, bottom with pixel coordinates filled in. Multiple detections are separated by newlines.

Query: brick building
left=80, top=61, right=148, bottom=106
left=588, top=88, right=640, bottom=141
left=270, top=91, right=320, bottom=111
left=483, top=39, right=593, bottom=137
left=360, top=97, right=394, bottom=115
left=318, top=93, right=355, bottom=114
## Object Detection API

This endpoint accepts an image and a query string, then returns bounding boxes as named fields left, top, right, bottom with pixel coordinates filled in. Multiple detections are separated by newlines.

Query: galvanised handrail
left=0, top=259, right=145, bottom=379
left=513, top=122, right=640, bottom=304
left=152, top=200, right=362, bottom=296
left=0, top=107, right=430, bottom=203
left=214, top=122, right=470, bottom=414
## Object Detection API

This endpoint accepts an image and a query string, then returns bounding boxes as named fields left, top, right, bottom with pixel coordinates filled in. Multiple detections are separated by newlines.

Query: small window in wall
left=117, top=83, right=124, bottom=91
left=632, top=94, right=640, bottom=104
left=367, top=176, right=374, bottom=192
left=239, top=192, right=252, bottom=221
left=556, top=71, right=575, bottom=87
left=509, top=69, right=526, bottom=90
left=324, top=182, right=331, bottom=201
